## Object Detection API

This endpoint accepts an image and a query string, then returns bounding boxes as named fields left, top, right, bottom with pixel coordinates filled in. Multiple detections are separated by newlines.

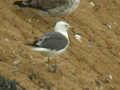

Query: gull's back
left=22, top=0, right=80, bottom=16
left=32, top=32, right=69, bottom=51
left=28, top=0, right=70, bottom=10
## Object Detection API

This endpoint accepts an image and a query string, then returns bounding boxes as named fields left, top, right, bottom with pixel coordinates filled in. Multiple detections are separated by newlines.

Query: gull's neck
left=55, top=29, right=69, bottom=39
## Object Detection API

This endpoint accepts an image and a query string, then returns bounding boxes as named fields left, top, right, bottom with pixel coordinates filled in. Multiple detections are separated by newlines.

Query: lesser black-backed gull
left=28, top=21, right=70, bottom=72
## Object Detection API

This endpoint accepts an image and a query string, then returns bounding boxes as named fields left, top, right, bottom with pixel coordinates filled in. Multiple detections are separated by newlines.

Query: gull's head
left=54, top=21, right=70, bottom=32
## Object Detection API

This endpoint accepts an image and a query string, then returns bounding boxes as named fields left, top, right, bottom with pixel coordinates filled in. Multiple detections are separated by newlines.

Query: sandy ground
left=0, top=0, right=120, bottom=90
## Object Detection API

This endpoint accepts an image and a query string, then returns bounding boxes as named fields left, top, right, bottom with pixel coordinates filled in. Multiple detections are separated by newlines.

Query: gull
left=15, top=0, right=80, bottom=17
left=28, top=21, right=70, bottom=72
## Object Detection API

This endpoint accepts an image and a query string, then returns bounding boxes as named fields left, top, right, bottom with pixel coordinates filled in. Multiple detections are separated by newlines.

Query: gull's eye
left=65, top=24, right=69, bottom=27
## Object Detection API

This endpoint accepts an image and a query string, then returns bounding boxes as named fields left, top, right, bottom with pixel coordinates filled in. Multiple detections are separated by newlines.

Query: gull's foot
left=48, top=65, right=57, bottom=73
left=52, top=65, right=57, bottom=73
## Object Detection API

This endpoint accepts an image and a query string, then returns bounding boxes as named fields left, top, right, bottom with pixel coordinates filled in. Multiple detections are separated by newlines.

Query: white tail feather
left=32, top=47, right=49, bottom=52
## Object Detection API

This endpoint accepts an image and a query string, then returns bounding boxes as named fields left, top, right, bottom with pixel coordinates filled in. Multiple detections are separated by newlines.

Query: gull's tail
left=13, top=1, right=30, bottom=8
left=32, top=47, right=49, bottom=52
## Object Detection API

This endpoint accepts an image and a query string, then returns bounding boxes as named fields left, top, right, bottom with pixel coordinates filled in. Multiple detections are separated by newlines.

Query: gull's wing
left=23, top=0, right=70, bottom=10
left=32, top=32, right=68, bottom=50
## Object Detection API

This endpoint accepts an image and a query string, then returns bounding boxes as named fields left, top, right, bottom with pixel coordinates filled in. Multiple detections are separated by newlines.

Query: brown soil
left=0, top=0, right=120, bottom=90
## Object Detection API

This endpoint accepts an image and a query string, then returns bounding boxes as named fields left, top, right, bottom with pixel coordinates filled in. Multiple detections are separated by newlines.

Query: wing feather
left=33, top=32, right=68, bottom=50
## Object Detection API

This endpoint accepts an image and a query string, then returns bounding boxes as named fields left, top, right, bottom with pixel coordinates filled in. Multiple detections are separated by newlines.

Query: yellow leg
left=48, top=57, right=50, bottom=72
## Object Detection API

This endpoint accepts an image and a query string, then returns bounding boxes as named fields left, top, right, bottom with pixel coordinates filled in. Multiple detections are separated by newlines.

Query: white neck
left=55, top=29, right=68, bottom=39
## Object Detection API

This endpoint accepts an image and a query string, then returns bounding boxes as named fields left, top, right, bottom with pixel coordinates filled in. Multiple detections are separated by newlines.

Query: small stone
left=89, top=1, right=95, bottom=7
left=104, top=24, right=112, bottom=30
left=13, top=60, right=20, bottom=65
left=109, top=74, right=112, bottom=79
left=75, top=34, right=81, bottom=41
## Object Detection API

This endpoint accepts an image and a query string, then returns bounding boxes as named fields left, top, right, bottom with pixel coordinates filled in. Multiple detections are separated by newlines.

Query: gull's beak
left=69, top=26, right=74, bottom=30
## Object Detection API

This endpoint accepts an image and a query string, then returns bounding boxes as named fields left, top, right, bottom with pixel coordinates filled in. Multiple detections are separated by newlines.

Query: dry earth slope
left=0, top=0, right=120, bottom=90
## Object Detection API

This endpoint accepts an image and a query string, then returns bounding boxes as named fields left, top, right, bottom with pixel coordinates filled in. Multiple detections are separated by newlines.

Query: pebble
left=95, top=80, right=101, bottom=86
left=89, top=1, right=95, bottom=7
left=75, top=34, right=81, bottom=41
left=109, top=74, right=112, bottom=79
left=104, top=24, right=112, bottom=30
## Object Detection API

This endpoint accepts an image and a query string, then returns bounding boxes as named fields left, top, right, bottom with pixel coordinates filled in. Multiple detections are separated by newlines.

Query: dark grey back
left=33, top=32, right=69, bottom=51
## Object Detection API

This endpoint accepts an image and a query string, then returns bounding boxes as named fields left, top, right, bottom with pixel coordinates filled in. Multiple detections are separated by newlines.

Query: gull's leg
left=52, top=59, right=57, bottom=72
left=48, top=57, right=50, bottom=72
left=47, top=57, right=57, bottom=72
